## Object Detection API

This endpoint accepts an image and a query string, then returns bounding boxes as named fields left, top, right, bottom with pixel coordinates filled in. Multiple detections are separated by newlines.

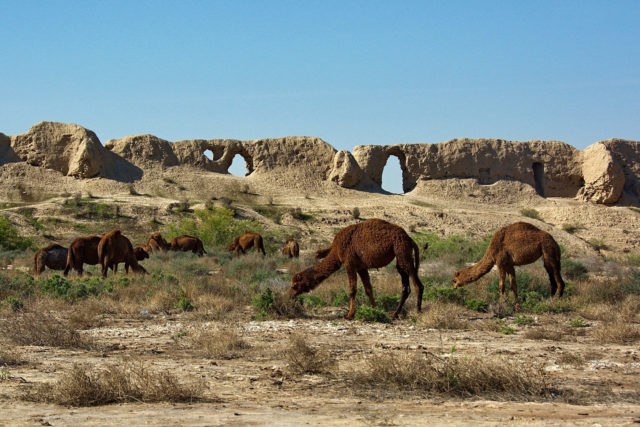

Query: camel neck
left=312, top=250, right=343, bottom=281
left=461, top=251, right=495, bottom=282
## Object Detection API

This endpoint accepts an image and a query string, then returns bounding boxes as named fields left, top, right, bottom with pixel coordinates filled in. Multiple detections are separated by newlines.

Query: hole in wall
left=203, top=149, right=213, bottom=160
left=228, top=154, right=251, bottom=177
left=381, top=154, right=404, bottom=194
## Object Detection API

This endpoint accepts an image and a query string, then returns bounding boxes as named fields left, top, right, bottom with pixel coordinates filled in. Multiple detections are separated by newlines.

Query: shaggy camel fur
left=453, top=222, right=566, bottom=311
left=147, top=232, right=170, bottom=252
left=33, top=243, right=67, bottom=276
left=290, top=219, right=424, bottom=320
left=227, top=232, right=266, bottom=257
left=170, top=235, right=207, bottom=256
left=281, top=239, right=300, bottom=258
left=98, top=230, right=147, bottom=277
left=64, top=235, right=103, bottom=276
left=315, top=247, right=331, bottom=259
left=134, top=246, right=150, bottom=261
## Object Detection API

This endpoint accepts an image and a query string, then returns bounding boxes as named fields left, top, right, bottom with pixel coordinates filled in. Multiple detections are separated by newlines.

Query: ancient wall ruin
left=2, top=121, right=639, bottom=205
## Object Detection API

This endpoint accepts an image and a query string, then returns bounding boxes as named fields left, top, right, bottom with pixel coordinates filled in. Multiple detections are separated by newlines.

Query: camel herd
left=32, top=219, right=565, bottom=319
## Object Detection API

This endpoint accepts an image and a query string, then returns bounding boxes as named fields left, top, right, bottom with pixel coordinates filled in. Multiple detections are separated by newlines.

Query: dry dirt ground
left=2, top=173, right=640, bottom=425
left=1, top=307, right=640, bottom=426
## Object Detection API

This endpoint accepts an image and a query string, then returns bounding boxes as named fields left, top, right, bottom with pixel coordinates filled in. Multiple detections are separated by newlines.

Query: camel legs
left=506, top=266, right=521, bottom=312
left=392, top=266, right=411, bottom=320
left=409, top=269, right=424, bottom=313
left=345, top=265, right=359, bottom=320
left=543, top=257, right=565, bottom=297
left=358, top=269, right=376, bottom=309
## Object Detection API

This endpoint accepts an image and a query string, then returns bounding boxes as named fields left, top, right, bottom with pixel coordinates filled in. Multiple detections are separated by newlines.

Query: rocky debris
left=328, top=150, right=363, bottom=188
left=9, top=122, right=107, bottom=178
left=105, top=134, right=179, bottom=169
left=579, top=142, right=625, bottom=204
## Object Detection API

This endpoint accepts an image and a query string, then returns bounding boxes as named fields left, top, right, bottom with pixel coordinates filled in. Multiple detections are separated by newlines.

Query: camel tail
left=64, top=248, right=74, bottom=276
left=412, top=240, right=420, bottom=272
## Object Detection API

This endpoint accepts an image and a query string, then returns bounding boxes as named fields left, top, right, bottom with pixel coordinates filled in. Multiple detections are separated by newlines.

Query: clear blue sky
left=1, top=1, right=639, bottom=192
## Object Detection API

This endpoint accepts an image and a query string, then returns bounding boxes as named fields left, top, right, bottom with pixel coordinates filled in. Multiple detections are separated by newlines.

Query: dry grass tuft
left=24, top=360, right=206, bottom=406
left=0, top=343, right=27, bottom=366
left=66, top=298, right=106, bottom=329
left=285, top=334, right=336, bottom=375
left=592, top=318, right=640, bottom=344
left=354, top=351, right=550, bottom=398
left=419, top=303, right=469, bottom=330
left=190, top=327, right=249, bottom=359
left=0, top=311, right=96, bottom=350
left=523, top=327, right=564, bottom=341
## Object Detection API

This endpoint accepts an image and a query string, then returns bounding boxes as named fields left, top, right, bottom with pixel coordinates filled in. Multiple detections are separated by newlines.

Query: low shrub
left=285, top=334, right=336, bottom=375
left=562, top=260, right=588, bottom=281
left=0, top=215, right=35, bottom=251
left=354, top=306, right=391, bottom=323
left=520, top=208, right=541, bottom=220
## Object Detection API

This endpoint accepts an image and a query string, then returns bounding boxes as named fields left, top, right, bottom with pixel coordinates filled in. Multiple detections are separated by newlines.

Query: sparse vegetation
left=285, top=334, right=336, bottom=375
left=520, top=208, right=541, bottom=220
left=562, top=222, right=584, bottom=234
left=0, top=215, right=35, bottom=251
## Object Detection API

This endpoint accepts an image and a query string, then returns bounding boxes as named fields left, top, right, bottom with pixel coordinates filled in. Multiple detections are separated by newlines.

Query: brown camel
left=453, top=222, right=566, bottom=311
left=134, top=245, right=150, bottom=261
left=98, top=230, right=147, bottom=277
left=64, top=234, right=104, bottom=276
left=147, top=232, right=170, bottom=252
left=227, top=232, right=266, bottom=257
left=170, top=235, right=207, bottom=256
left=281, top=239, right=300, bottom=258
left=33, top=243, right=67, bottom=276
left=290, top=219, right=424, bottom=320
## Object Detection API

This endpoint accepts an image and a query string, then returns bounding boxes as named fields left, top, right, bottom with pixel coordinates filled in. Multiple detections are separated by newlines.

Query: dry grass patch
left=0, top=311, right=97, bottom=350
left=0, top=343, right=26, bottom=366
left=24, top=360, right=206, bottom=406
left=190, top=294, right=235, bottom=320
left=354, top=351, right=550, bottom=398
left=419, top=303, right=469, bottom=330
left=285, top=334, right=336, bottom=375
left=523, top=327, right=564, bottom=341
left=190, top=327, right=249, bottom=359
left=66, top=298, right=107, bottom=329
left=592, top=318, right=640, bottom=344
left=557, top=352, right=585, bottom=367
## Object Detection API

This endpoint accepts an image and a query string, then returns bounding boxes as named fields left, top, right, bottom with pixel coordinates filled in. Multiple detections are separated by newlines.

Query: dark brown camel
left=134, top=245, right=150, bottom=261
left=290, top=219, right=424, bottom=320
left=453, top=222, right=566, bottom=311
left=227, top=232, right=266, bottom=257
left=33, top=243, right=67, bottom=276
left=64, top=234, right=104, bottom=276
left=147, top=232, right=170, bottom=252
left=281, top=239, right=300, bottom=258
left=170, top=235, right=207, bottom=256
left=315, top=247, right=331, bottom=259
left=98, top=230, right=147, bottom=277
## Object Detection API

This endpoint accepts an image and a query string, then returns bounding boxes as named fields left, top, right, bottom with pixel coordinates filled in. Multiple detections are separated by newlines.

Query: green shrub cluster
left=0, top=215, right=35, bottom=251
left=412, top=231, right=490, bottom=267
left=353, top=306, right=391, bottom=323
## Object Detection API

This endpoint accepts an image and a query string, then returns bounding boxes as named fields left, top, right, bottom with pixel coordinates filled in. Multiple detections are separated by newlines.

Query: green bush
left=463, top=298, right=488, bottom=312
left=0, top=215, right=35, bottom=251
left=252, top=287, right=275, bottom=315
left=422, top=287, right=466, bottom=305
left=412, top=231, right=490, bottom=267
left=175, top=294, right=195, bottom=311
left=300, top=294, right=327, bottom=308
left=332, top=290, right=350, bottom=307
left=562, top=260, right=588, bottom=281
left=513, top=314, right=534, bottom=326
left=3, top=296, right=23, bottom=312
left=353, top=306, right=391, bottom=323
left=167, top=207, right=264, bottom=248
left=375, top=294, right=401, bottom=311
left=520, top=208, right=540, bottom=220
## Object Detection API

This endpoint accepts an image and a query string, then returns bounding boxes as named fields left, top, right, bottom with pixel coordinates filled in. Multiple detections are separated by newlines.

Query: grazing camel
left=453, top=222, right=566, bottom=311
left=98, top=230, right=147, bottom=277
left=281, top=239, right=300, bottom=258
left=290, top=219, right=424, bottom=320
left=170, top=235, right=207, bottom=256
left=315, top=247, right=331, bottom=259
left=33, top=243, right=67, bottom=276
left=134, top=245, right=150, bottom=261
left=147, top=232, right=170, bottom=252
left=227, top=232, right=266, bottom=257
left=64, top=235, right=104, bottom=276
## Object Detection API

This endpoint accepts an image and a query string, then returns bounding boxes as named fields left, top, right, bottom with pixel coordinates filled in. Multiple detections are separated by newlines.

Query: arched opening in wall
left=203, top=150, right=213, bottom=160
left=532, top=162, right=545, bottom=197
left=381, top=155, right=404, bottom=194
left=228, top=154, right=251, bottom=177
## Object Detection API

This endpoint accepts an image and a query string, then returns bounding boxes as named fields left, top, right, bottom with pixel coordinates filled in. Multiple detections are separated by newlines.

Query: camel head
left=452, top=270, right=469, bottom=289
left=150, top=233, right=170, bottom=249
left=226, top=243, right=237, bottom=252
left=134, top=247, right=149, bottom=261
left=290, top=268, right=320, bottom=298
